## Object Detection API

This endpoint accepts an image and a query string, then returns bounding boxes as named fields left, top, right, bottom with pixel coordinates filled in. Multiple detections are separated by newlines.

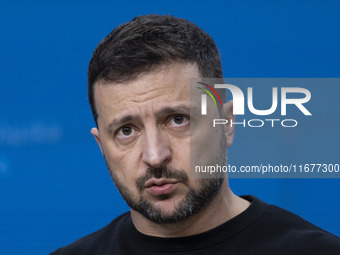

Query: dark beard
left=133, top=175, right=224, bottom=224
left=105, top=160, right=224, bottom=224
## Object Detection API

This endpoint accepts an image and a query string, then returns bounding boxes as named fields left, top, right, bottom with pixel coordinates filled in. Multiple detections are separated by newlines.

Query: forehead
left=94, top=62, right=200, bottom=125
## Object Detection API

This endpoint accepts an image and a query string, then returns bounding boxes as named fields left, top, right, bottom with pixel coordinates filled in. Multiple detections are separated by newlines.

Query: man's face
left=91, top=62, right=225, bottom=224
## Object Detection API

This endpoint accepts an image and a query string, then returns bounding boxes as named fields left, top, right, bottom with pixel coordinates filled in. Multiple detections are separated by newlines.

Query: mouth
left=144, top=179, right=180, bottom=196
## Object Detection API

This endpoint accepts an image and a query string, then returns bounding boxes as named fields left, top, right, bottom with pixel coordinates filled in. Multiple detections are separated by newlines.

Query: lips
left=145, top=179, right=179, bottom=188
left=144, top=179, right=179, bottom=196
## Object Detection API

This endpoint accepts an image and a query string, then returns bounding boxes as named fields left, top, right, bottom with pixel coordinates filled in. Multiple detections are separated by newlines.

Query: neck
left=130, top=179, right=250, bottom=238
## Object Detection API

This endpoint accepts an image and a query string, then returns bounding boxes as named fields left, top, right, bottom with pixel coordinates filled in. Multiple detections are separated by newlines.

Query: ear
left=91, top=127, right=103, bottom=155
left=222, top=100, right=235, bottom=147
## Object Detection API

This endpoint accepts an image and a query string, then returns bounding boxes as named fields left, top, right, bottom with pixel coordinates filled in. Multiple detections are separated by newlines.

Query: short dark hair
left=88, top=14, right=223, bottom=126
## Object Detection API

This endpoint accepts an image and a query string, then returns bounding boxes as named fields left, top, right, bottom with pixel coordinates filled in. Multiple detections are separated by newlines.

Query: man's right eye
left=116, top=126, right=135, bottom=138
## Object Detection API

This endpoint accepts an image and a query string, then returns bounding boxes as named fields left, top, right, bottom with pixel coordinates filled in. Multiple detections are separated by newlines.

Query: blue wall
left=0, top=1, right=339, bottom=254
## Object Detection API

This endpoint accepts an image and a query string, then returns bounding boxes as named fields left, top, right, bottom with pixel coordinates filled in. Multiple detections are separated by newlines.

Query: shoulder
left=50, top=212, right=130, bottom=255
left=255, top=198, right=340, bottom=254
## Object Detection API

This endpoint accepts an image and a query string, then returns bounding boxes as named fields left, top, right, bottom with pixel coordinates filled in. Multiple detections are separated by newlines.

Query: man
left=51, top=14, right=340, bottom=254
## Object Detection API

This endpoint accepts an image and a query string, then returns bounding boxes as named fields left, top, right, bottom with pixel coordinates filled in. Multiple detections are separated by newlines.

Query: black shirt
left=51, top=195, right=340, bottom=254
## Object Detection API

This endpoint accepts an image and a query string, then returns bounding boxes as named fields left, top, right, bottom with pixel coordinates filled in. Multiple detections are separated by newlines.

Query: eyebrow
left=108, top=115, right=141, bottom=132
left=107, top=105, right=191, bottom=132
left=155, top=105, right=191, bottom=116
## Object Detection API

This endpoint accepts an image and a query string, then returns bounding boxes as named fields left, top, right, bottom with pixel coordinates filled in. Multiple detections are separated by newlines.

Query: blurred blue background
left=0, top=0, right=339, bottom=254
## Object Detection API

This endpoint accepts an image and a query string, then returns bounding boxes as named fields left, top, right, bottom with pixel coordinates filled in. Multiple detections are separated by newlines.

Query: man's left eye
left=169, top=115, right=189, bottom=127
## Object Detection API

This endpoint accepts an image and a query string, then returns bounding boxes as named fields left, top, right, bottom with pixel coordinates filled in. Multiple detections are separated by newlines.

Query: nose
left=141, top=127, right=171, bottom=168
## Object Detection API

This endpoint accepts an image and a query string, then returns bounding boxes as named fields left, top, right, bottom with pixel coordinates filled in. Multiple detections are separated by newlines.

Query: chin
left=151, top=195, right=182, bottom=210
